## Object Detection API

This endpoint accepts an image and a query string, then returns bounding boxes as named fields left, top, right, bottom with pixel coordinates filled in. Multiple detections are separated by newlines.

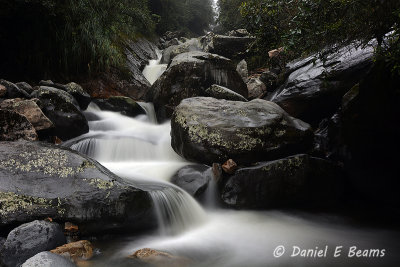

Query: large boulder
left=221, top=154, right=343, bottom=209
left=60, top=82, right=91, bottom=110
left=161, top=38, right=203, bottom=64
left=0, top=140, right=153, bottom=234
left=0, top=79, right=30, bottom=99
left=247, top=77, right=267, bottom=99
left=201, top=33, right=255, bottom=59
left=267, top=44, right=374, bottom=125
left=93, top=96, right=146, bottom=117
left=0, top=220, right=66, bottom=267
left=0, top=98, right=54, bottom=137
left=171, top=97, right=313, bottom=165
left=149, top=51, right=248, bottom=120
left=0, top=109, right=38, bottom=141
left=32, top=86, right=88, bottom=140
left=21, top=252, right=76, bottom=267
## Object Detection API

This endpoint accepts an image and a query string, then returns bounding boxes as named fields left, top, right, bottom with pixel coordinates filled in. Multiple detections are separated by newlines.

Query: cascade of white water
left=143, top=49, right=167, bottom=85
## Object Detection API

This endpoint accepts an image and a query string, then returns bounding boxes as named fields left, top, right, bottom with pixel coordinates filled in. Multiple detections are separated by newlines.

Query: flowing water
left=66, top=56, right=400, bottom=267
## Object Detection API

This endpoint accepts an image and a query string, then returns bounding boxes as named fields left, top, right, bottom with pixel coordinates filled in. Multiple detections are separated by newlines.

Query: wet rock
left=227, top=29, right=251, bottom=37
left=259, top=70, right=278, bottom=92
left=0, top=98, right=54, bottom=137
left=0, top=79, right=30, bottom=98
left=267, top=44, right=374, bottom=125
left=130, top=248, right=192, bottom=267
left=204, top=84, right=248, bottom=102
left=0, top=220, right=66, bottom=267
left=201, top=33, right=255, bottom=59
left=236, top=59, right=248, bottom=82
left=61, top=82, right=91, bottom=110
left=39, top=80, right=55, bottom=87
left=16, top=82, right=35, bottom=94
left=21, top=252, right=76, bottom=267
left=149, top=51, right=248, bottom=121
left=247, top=77, right=267, bottom=99
left=0, top=85, right=7, bottom=97
left=222, top=159, right=237, bottom=174
left=161, top=38, right=203, bottom=64
left=221, top=154, right=343, bottom=209
left=50, top=240, right=93, bottom=262
left=0, top=140, right=153, bottom=234
left=31, top=86, right=88, bottom=140
left=93, top=96, right=146, bottom=117
left=0, top=109, right=38, bottom=141
left=171, top=97, right=313, bottom=165
left=171, top=165, right=212, bottom=198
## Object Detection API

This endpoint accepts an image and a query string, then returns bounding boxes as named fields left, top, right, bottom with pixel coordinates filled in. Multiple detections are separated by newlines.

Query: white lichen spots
left=274, top=129, right=286, bottom=137
left=0, top=148, right=95, bottom=178
left=88, top=179, right=115, bottom=190
left=0, top=192, right=52, bottom=216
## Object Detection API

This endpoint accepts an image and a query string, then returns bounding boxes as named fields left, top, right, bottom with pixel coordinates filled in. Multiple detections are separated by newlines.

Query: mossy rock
left=171, top=97, right=313, bottom=165
left=93, top=96, right=145, bottom=117
left=0, top=140, right=153, bottom=234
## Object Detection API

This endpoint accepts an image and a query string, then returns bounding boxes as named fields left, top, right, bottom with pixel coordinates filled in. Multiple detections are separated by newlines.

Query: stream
left=65, top=52, right=400, bottom=267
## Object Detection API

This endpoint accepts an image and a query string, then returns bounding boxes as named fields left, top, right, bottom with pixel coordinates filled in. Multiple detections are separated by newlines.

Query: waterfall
left=142, top=49, right=167, bottom=85
left=66, top=100, right=206, bottom=236
left=150, top=186, right=206, bottom=236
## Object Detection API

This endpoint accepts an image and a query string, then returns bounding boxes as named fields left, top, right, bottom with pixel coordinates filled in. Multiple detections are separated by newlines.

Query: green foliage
left=0, top=0, right=154, bottom=80
left=149, top=0, right=214, bottom=35
left=216, top=0, right=246, bottom=32
left=240, top=0, right=400, bottom=63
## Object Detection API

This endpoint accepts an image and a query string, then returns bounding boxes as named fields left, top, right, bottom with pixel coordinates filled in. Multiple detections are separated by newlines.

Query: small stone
left=130, top=248, right=192, bottom=267
left=53, top=136, right=63, bottom=144
left=50, top=240, right=94, bottom=262
left=222, top=159, right=238, bottom=174
left=65, top=222, right=79, bottom=233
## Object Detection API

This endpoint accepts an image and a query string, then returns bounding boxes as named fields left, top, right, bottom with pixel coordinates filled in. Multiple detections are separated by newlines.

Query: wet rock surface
left=221, top=154, right=343, bottom=209
left=0, top=220, right=66, bottom=267
left=0, top=109, right=38, bottom=141
left=149, top=51, right=248, bottom=121
left=0, top=98, right=54, bottom=137
left=204, top=84, right=248, bottom=102
left=0, top=79, right=30, bottom=99
left=267, top=44, right=374, bottom=125
left=171, top=97, right=313, bottom=165
left=31, top=86, right=88, bottom=140
left=21, top=251, right=76, bottom=267
left=93, top=96, right=146, bottom=117
left=50, top=240, right=94, bottom=262
left=171, top=165, right=213, bottom=198
left=0, top=140, right=153, bottom=234
left=130, top=248, right=192, bottom=267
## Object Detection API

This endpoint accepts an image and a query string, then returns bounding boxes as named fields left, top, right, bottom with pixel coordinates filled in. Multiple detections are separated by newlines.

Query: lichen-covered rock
left=0, top=109, right=38, bottom=141
left=149, top=51, right=248, bottom=121
left=31, top=86, right=88, bottom=140
left=221, top=154, right=342, bottom=209
left=93, top=96, right=146, bottom=117
left=0, top=220, right=66, bottom=267
left=204, top=84, right=248, bottom=102
left=21, top=252, right=77, bottom=267
left=247, top=77, right=267, bottom=99
left=171, top=97, right=313, bottom=165
left=267, top=43, right=374, bottom=125
left=61, top=82, right=91, bottom=110
left=0, top=79, right=30, bottom=98
left=0, top=140, right=153, bottom=234
left=0, top=98, right=54, bottom=137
